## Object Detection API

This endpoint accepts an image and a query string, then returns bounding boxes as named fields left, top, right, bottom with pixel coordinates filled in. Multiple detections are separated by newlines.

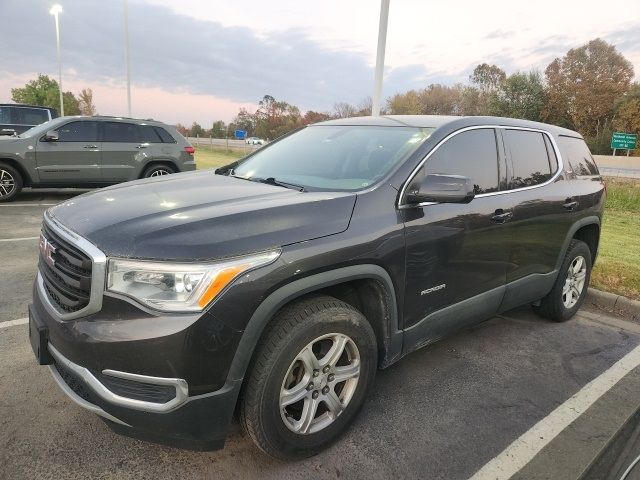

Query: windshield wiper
left=253, top=177, right=306, bottom=192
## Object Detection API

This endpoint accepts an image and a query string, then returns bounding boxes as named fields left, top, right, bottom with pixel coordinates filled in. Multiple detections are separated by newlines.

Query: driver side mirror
left=43, top=130, right=59, bottom=142
left=405, top=174, right=475, bottom=204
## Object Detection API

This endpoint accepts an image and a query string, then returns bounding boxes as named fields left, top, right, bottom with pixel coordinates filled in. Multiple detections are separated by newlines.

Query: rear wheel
left=0, top=163, right=22, bottom=203
left=534, top=239, right=592, bottom=322
left=142, top=164, right=175, bottom=178
left=240, top=295, right=377, bottom=460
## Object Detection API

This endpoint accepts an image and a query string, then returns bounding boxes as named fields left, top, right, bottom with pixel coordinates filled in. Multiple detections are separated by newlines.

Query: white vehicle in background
left=246, top=136, right=265, bottom=145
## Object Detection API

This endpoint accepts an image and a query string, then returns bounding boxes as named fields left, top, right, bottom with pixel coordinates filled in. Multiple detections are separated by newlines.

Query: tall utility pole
left=124, top=0, right=132, bottom=117
left=371, top=0, right=390, bottom=116
left=50, top=5, right=64, bottom=116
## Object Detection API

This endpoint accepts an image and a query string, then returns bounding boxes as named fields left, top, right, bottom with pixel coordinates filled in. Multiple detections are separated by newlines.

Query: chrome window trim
left=49, top=343, right=189, bottom=413
left=38, top=211, right=107, bottom=320
left=397, top=125, right=565, bottom=209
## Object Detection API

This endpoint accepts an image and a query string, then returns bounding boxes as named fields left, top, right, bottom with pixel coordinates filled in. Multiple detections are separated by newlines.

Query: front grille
left=39, top=224, right=92, bottom=313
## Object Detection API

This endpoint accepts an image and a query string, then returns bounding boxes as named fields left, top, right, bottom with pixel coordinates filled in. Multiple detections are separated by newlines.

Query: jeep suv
left=0, top=116, right=196, bottom=202
left=29, top=115, right=604, bottom=459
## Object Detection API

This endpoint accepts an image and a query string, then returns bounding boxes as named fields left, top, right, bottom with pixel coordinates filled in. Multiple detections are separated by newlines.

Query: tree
left=253, top=95, right=302, bottom=139
left=77, top=88, right=96, bottom=116
left=11, top=74, right=80, bottom=115
left=491, top=71, right=544, bottom=120
left=470, top=64, right=506, bottom=115
left=210, top=120, right=226, bottom=138
left=332, top=102, right=358, bottom=118
left=175, top=123, right=189, bottom=136
left=190, top=122, right=204, bottom=137
left=302, top=111, right=331, bottom=124
left=542, top=38, right=634, bottom=137
left=233, top=108, right=255, bottom=134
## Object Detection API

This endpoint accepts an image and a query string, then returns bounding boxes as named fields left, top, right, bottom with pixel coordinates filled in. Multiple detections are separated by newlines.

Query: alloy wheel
left=0, top=169, right=15, bottom=198
left=149, top=169, right=170, bottom=177
left=280, top=333, right=360, bottom=435
left=562, top=255, right=587, bottom=309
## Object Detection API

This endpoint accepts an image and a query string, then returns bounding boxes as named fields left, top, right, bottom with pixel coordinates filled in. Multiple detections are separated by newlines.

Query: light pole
left=49, top=4, right=64, bottom=116
left=371, top=0, right=390, bottom=116
left=124, top=0, right=132, bottom=117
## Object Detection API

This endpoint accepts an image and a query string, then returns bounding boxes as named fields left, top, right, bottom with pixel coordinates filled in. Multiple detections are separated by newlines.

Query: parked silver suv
left=0, top=116, right=196, bottom=202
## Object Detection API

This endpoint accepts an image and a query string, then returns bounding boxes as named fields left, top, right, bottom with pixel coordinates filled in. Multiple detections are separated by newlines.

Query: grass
left=193, top=146, right=640, bottom=299
left=194, top=145, right=247, bottom=170
left=591, top=177, right=640, bottom=300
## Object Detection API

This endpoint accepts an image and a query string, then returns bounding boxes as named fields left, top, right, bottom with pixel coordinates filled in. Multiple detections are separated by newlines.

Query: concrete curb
left=587, top=288, right=640, bottom=321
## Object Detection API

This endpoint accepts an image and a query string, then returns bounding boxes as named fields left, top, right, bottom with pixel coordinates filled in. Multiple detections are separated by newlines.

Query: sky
left=0, top=0, right=639, bottom=126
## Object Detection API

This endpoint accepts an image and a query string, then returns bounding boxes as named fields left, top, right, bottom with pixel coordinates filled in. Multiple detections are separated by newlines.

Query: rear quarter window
left=558, top=136, right=599, bottom=176
left=503, top=130, right=554, bottom=189
left=16, top=107, right=49, bottom=125
left=155, top=127, right=176, bottom=143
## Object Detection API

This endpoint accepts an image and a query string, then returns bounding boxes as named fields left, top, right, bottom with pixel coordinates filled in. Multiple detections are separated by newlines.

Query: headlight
left=106, top=250, right=280, bottom=312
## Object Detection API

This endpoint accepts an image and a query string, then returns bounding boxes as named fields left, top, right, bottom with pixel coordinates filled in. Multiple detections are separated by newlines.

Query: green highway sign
left=611, top=132, right=638, bottom=150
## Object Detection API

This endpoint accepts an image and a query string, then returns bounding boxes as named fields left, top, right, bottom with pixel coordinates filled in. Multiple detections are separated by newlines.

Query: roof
left=52, top=115, right=167, bottom=126
left=313, top=114, right=580, bottom=137
left=0, top=103, right=57, bottom=111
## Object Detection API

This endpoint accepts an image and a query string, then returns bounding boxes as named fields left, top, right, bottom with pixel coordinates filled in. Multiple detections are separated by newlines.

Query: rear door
left=498, top=128, right=572, bottom=310
left=401, top=127, right=511, bottom=348
left=35, top=120, right=101, bottom=182
left=100, top=121, right=150, bottom=182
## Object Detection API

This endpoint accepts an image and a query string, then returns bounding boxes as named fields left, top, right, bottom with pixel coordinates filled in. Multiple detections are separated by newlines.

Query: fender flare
left=224, top=264, right=402, bottom=385
left=554, top=215, right=601, bottom=272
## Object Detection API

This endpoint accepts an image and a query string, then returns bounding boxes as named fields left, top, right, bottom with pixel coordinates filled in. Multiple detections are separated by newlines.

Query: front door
left=101, top=121, right=149, bottom=182
left=35, top=120, right=101, bottom=183
left=400, top=128, right=512, bottom=350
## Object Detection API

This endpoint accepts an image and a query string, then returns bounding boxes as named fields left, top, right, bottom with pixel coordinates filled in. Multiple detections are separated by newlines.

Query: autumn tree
left=542, top=38, right=634, bottom=137
left=302, top=110, right=332, bottom=124
left=253, top=95, right=302, bottom=139
left=78, top=88, right=96, bottom=115
left=11, top=74, right=80, bottom=115
left=332, top=102, right=358, bottom=118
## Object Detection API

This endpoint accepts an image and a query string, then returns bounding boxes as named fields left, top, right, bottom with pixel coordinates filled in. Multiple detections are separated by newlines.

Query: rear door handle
left=563, top=199, right=579, bottom=211
left=136, top=144, right=148, bottom=149
left=491, top=209, right=513, bottom=224
left=83, top=145, right=98, bottom=149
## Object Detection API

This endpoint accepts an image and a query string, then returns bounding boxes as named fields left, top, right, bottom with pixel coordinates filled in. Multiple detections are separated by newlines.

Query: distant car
left=246, top=137, right=265, bottom=145
left=0, top=103, right=58, bottom=136
left=0, top=116, right=196, bottom=202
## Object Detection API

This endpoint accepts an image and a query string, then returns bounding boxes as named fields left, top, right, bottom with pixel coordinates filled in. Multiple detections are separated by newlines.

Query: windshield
left=18, top=118, right=58, bottom=138
left=233, top=125, right=433, bottom=191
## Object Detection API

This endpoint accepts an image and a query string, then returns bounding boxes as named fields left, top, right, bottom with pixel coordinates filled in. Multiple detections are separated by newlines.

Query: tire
left=240, top=295, right=377, bottom=460
left=142, top=164, right=175, bottom=178
left=0, top=162, right=23, bottom=203
left=534, top=239, right=592, bottom=322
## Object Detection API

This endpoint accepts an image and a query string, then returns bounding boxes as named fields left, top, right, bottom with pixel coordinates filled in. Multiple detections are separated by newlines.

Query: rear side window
left=422, top=128, right=500, bottom=195
left=56, top=121, right=99, bottom=142
left=558, top=136, right=599, bottom=176
left=103, top=122, right=142, bottom=143
left=16, top=107, right=49, bottom=125
left=140, top=125, right=163, bottom=143
left=155, top=127, right=176, bottom=143
left=504, top=130, right=553, bottom=188
left=0, top=106, right=14, bottom=123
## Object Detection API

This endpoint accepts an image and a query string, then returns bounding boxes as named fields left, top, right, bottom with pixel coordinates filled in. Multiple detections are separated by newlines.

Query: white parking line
left=470, top=343, right=640, bottom=479
left=0, top=203, right=57, bottom=207
left=0, top=237, right=39, bottom=242
left=0, top=317, right=28, bottom=329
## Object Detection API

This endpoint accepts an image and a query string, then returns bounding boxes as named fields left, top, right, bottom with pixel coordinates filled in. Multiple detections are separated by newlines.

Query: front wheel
left=240, top=295, right=377, bottom=460
left=534, top=239, right=592, bottom=322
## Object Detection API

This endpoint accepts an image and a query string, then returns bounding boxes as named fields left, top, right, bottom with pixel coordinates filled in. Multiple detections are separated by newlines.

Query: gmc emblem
left=39, top=234, right=57, bottom=268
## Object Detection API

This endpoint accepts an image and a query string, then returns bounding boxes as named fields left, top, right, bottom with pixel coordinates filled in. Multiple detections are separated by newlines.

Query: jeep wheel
left=0, top=163, right=22, bottom=203
left=143, top=164, right=175, bottom=178
left=240, top=295, right=377, bottom=460
left=534, top=239, right=592, bottom=322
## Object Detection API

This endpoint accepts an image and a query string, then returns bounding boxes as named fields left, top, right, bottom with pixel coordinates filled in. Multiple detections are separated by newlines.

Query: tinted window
left=155, top=127, right=175, bottom=143
left=559, top=136, right=599, bottom=176
left=419, top=128, right=499, bottom=194
left=140, top=125, right=163, bottom=143
left=543, top=135, right=558, bottom=173
left=103, top=122, right=141, bottom=143
left=16, top=107, right=49, bottom=125
left=504, top=130, right=552, bottom=188
left=56, top=121, right=99, bottom=142
left=0, top=106, right=13, bottom=124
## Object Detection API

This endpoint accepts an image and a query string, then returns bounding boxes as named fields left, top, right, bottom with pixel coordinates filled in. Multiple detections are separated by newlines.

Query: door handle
left=136, top=144, right=148, bottom=149
left=563, top=198, right=579, bottom=211
left=83, top=145, right=98, bottom=149
left=491, top=209, right=513, bottom=224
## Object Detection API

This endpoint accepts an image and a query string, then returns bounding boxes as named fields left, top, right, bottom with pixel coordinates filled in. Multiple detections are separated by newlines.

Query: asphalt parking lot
left=1, top=189, right=640, bottom=480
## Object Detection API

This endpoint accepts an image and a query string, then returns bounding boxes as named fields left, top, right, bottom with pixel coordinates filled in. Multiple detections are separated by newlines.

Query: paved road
left=1, top=191, right=640, bottom=479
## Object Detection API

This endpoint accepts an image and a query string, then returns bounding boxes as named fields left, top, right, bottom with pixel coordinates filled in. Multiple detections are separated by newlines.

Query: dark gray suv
left=0, top=116, right=196, bottom=202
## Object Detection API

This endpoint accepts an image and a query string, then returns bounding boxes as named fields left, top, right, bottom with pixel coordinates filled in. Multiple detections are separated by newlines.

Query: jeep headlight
left=106, top=250, right=280, bottom=312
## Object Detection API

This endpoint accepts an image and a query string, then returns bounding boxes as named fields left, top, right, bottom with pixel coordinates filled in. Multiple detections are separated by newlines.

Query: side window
left=0, top=106, right=14, bottom=124
left=504, top=130, right=553, bottom=189
left=56, top=121, right=99, bottom=142
left=414, top=128, right=500, bottom=195
left=558, top=136, right=599, bottom=176
left=103, top=122, right=142, bottom=143
left=155, top=127, right=176, bottom=143
left=140, top=125, right=163, bottom=143
left=16, top=108, right=49, bottom=125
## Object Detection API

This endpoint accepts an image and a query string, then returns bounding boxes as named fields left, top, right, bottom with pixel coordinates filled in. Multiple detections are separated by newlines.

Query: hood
left=49, top=170, right=357, bottom=260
